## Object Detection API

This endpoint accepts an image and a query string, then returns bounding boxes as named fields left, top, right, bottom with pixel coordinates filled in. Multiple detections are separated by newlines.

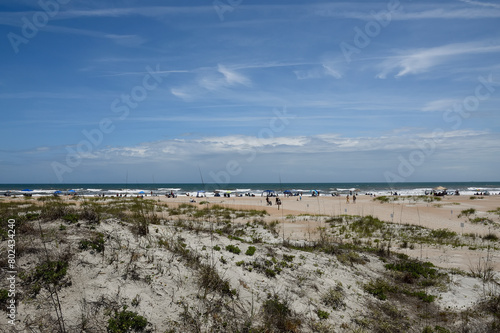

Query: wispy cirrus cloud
left=171, top=64, right=251, bottom=100
left=376, top=41, right=500, bottom=79
left=294, top=64, right=342, bottom=80
left=457, top=0, right=500, bottom=9
left=313, top=3, right=500, bottom=20
left=421, top=99, right=461, bottom=112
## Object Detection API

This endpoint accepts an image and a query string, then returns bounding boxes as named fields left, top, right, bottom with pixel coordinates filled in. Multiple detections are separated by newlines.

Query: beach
left=141, top=193, right=500, bottom=271
left=1, top=192, right=499, bottom=331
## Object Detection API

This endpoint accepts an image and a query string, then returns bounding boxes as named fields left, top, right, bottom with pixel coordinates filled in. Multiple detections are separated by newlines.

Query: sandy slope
left=1, top=194, right=499, bottom=332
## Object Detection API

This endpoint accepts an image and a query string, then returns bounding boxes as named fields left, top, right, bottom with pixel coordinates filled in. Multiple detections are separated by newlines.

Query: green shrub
left=483, top=233, right=499, bottom=241
left=198, top=263, right=233, bottom=298
left=63, top=213, right=79, bottom=223
left=265, top=268, right=276, bottom=278
left=20, top=259, right=69, bottom=297
left=79, top=233, right=105, bottom=253
left=261, top=293, right=301, bottom=332
left=374, top=196, right=391, bottom=203
left=245, top=246, right=256, bottom=256
left=458, top=208, right=476, bottom=218
left=225, top=244, right=241, bottom=255
left=321, top=284, right=345, bottom=310
left=0, top=289, right=8, bottom=308
left=213, top=245, right=221, bottom=251
left=32, top=260, right=69, bottom=286
left=364, top=278, right=394, bottom=300
left=107, top=307, right=148, bottom=332
left=316, top=309, right=329, bottom=320
left=385, top=260, right=438, bottom=279
left=430, top=229, right=456, bottom=239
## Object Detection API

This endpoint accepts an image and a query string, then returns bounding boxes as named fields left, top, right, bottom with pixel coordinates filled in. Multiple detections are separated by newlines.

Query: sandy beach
left=143, top=193, right=500, bottom=271
left=2, top=193, right=499, bottom=332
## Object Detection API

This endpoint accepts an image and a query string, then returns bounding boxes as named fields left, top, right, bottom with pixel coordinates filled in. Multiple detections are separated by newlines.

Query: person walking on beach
left=353, top=194, right=356, bottom=204
left=346, top=195, right=350, bottom=204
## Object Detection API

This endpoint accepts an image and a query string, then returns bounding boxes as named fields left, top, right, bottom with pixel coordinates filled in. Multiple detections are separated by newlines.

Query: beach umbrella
left=21, top=189, right=33, bottom=192
left=54, top=190, right=62, bottom=194
left=138, top=191, right=145, bottom=194
left=434, top=186, right=447, bottom=191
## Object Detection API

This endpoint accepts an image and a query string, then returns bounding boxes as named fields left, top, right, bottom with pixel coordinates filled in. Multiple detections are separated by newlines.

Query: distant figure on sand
left=346, top=195, right=350, bottom=204
left=276, top=198, right=281, bottom=210
left=353, top=194, right=356, bottom=204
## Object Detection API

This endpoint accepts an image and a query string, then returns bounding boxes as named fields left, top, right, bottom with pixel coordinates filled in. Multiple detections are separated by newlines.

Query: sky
left=0, top=0, right=499, bottom=184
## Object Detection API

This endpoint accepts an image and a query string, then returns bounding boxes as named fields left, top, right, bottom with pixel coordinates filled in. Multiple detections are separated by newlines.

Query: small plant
left=225, top=244, right=241, bottom=255
left=316, top=309, right=329, bottom=320
left=321, top=283, right=345, bottom=310
left=107, top=306, right=149, bottom=332
left=63, top=213, right=79, bottom=223
left=373, top=196, right=391, bottom=203
left=483, top=233, right=498, bottom=241
left=245, top=246, right=256, bottom=256
left=79, top=233, right=105, bottom=253
left=430, top=229, right=456, bottom=240
left=0, top=289, right=8, bottom=310
left=265, top=268, right=276, bottom=278
left=198, top=263, right=233, bottom=298
left=364, top=278, right=394, bottom=300
left=261, top=293, right=301, bottom=332
left=458, top=208, right=476, bottom=218
left=131, top=294, right=141, bottom=307
left=213, top=245, right=221, bottom=251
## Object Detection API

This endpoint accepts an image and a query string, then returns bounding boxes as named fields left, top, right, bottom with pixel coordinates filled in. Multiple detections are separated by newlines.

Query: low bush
left=79, top=233, right=105, bottom=253
left=107, top=307, right=149, bottom=333
left=261, top=293, right=301, bottom=332
left=226, top=244, right=241, bottom=255
left=245, top=246, right=256, bottom=256
left=321, top=283, right=345, bottom=310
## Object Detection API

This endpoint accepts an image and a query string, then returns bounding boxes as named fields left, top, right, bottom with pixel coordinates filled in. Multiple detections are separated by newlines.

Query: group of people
left=346, top=194, right=357, bottom=204
left=265, top=196, right=282, bottom=209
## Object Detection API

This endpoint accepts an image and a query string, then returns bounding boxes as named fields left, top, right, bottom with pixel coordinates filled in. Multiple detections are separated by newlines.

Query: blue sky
left=1, top=0, right=499, bottom=184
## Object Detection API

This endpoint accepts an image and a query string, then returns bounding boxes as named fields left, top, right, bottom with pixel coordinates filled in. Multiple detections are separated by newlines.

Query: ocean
left=1, top=182, right=499, bottom=197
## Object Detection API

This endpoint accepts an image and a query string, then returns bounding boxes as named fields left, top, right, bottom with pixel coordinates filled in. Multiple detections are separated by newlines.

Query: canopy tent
left=433, top=186, right=447, bottom=191
left=262, top=190, right=276, bottom=196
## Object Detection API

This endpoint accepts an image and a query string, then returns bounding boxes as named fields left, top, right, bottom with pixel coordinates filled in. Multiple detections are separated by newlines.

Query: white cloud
left=217, top=64, right=251, bottom=86
left=87, top=130, right=494, bottom=162
left=422, top=99, right=461, bottom=112
left=171, top=64, right=251, bottom=100
left=376, top=41, right=500, bottom=78
left=294, top=64, right=342, bottom=80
